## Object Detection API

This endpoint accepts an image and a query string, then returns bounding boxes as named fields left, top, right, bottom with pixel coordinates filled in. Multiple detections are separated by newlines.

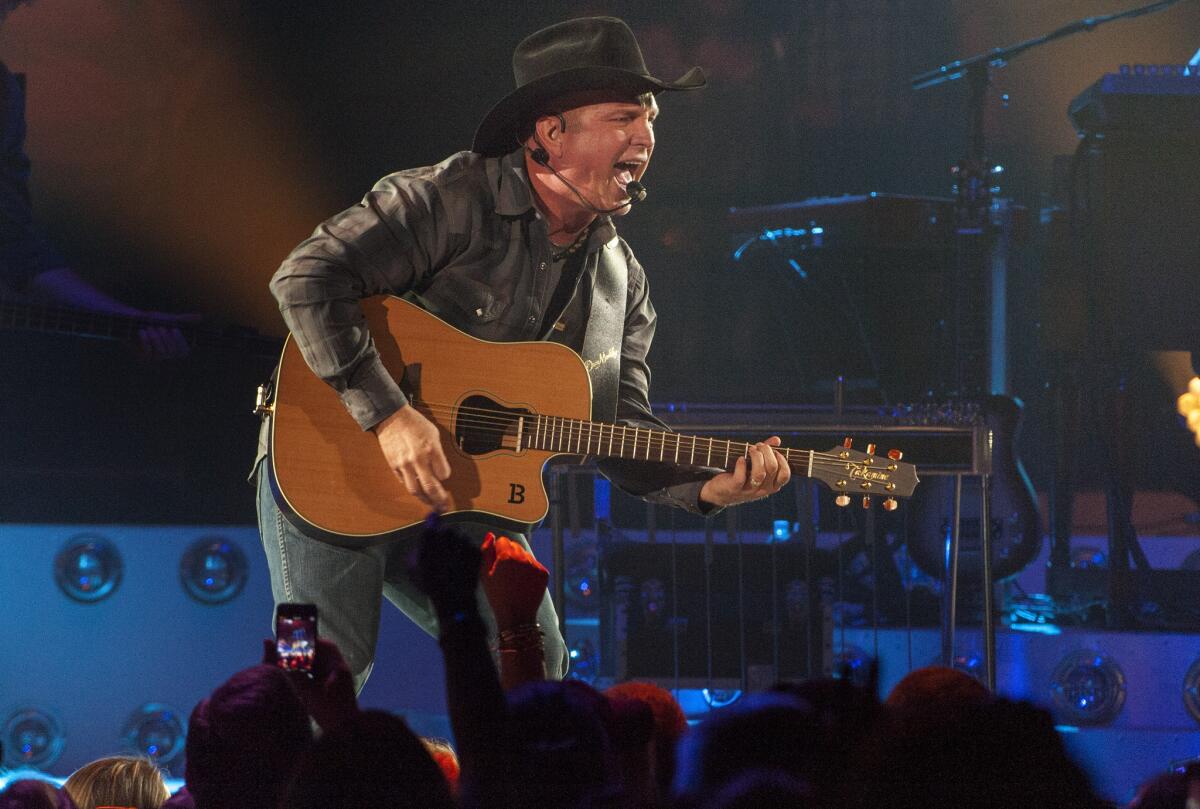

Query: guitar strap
left=578, top=239, right=628, bottom=423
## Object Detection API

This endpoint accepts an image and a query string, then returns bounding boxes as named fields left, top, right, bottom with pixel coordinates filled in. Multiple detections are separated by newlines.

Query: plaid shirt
left=268, top=149, right=714, bottom=513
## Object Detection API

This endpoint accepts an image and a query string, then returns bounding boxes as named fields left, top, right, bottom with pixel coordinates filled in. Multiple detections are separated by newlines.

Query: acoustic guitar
left=266, top=295, right=920, bottom=543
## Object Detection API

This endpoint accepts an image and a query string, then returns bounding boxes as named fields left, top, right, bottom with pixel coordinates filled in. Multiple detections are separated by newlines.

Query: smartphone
left=274, top=603, right=318, bottom=676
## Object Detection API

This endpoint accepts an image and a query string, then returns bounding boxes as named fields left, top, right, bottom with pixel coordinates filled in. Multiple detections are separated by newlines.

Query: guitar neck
left=521, top=415, right=813, bottom=473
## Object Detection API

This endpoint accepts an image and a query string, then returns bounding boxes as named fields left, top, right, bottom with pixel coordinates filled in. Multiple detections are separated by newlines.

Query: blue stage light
left=1050, top=651, right=1126, bottom=726
left=565, top=538, right=600, bottom=609
left=566, top=638, right=599, bottom=684
left=701, top=688, right=743, bottom=708
left=179, top=537, right=247, bottom=604
left=2, top=708, right=65, bottom=770
left=122, top=704, right=186, bottom=769
left=640, top=577, right=667, bottom=626
left=833, top=644, right=871, bottom=687
left=54, top=535, right=122, bottom=603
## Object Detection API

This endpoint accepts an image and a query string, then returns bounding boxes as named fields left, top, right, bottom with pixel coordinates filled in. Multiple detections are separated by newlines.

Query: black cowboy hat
left=472, top=16, right=706, bottom=157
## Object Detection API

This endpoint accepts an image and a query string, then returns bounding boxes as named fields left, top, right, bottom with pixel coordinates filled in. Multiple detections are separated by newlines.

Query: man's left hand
left=698, top=436, right=791, bottom=508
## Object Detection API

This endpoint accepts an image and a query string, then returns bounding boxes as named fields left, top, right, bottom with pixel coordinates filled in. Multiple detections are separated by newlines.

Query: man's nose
left=630, top=119, right=654, bottom=150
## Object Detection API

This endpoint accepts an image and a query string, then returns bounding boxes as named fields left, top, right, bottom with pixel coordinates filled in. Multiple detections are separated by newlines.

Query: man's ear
left=534, top=113, right=566, bottom=157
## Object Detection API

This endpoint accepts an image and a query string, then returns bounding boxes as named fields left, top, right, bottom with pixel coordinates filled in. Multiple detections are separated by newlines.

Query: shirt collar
left=493, top=148, right=618, bottom=250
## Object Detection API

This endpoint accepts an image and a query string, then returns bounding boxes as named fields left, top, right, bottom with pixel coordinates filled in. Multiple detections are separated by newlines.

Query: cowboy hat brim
left=472, top=65, right=706, bottom=157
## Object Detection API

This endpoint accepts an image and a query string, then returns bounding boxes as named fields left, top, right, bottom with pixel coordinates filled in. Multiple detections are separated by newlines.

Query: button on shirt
left=269, top=148, right=716, bottom=514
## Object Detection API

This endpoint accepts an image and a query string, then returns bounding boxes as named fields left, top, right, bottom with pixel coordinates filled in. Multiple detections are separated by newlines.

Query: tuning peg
left=861, top=495, right=871, bottom=509
left=842, top=437, right=853, bottom=449
left=887, top=449, right=903, bottom=461
left=835, top=494, right=851, bottom=508
left=883, top=498, right=899, bottom=512
left=866, top=443, right=876, bottom=456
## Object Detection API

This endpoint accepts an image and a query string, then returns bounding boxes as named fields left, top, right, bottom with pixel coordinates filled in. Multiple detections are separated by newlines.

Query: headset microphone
left=528, top=145, right=646, bottom=213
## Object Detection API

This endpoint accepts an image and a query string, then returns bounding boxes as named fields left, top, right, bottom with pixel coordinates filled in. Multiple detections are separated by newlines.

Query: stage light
left=1050, top=651, right=1126, bottom=726
left=2, top=707, right=65, bottom=770
left=54, top=534, right=122, bottom=602
left=1181, top=658, right=1200, bottom=724
left=1178, top=378, right=1200, bottom=448
left=179, top=537, right=248, bottom=604
left=833, top=644, right=870, bottom=687
left=639, top=577, right=667, bottom=626
left=122, top=704, right=186, bottom=768
left=565, top=538, right=599, bottom=609
left=1071, top=546, right=1107, bottom=569
left=952, top=651, right=983, bottom=680
left=701, top=688, right=742, bottom=708
left=566, top=638, right=599, bottom=684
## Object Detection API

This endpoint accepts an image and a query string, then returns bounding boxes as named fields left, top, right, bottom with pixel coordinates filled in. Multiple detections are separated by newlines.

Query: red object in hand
left=479, top=533, right=549, bottom=631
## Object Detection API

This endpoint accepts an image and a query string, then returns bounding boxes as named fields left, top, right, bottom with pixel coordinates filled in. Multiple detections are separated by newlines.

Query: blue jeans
left=255, top=464, right=568, bottom=693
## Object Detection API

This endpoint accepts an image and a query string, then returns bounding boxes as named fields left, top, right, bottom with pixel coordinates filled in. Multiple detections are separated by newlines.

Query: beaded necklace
left=550, top=228, right=589, bottom=262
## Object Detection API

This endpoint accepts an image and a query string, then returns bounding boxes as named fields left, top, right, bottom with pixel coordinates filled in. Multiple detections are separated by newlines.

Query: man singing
left=258, top=17, right=791, bottom=691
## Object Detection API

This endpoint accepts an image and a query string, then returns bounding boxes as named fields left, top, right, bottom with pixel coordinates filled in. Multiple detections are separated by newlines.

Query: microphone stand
left=909, top=0, right=1194, bottom=688
left=911, top=0, right=1192, bottom=93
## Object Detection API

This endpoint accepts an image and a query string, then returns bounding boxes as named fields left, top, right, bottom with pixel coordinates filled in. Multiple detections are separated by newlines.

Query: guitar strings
left=407, top=399, right=888, bottom=468
left=414, top=402, right=875, bottom=467
left=414, top=401, right=850, bottom=460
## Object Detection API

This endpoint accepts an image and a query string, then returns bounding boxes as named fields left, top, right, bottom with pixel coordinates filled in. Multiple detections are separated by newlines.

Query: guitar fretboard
left=521, top=414, right=813, bottom=472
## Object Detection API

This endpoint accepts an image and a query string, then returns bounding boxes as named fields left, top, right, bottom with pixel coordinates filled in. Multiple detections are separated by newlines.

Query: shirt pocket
left=425, top=275, right=504, bottom=326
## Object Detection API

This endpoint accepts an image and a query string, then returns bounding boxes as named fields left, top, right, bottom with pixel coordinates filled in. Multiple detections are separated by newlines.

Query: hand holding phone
left=274, top=603, right=318, bottom=677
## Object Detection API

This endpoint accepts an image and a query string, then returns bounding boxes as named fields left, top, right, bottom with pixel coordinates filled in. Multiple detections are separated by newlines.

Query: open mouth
left=613, top=160, right=642, bottom=187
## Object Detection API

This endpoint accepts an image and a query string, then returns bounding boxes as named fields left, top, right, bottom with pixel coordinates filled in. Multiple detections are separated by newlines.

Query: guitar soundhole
left=454, top=395, right=531, bottom=456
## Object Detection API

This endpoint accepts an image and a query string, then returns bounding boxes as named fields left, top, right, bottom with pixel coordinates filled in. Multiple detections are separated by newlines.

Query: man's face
left=555, top=95, right=658, bottom=216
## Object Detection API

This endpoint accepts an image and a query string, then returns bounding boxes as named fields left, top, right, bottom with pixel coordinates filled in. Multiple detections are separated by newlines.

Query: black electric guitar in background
left=0, top=294, right=281, bottom=358
left=903, top=158, right=1042, bottom=584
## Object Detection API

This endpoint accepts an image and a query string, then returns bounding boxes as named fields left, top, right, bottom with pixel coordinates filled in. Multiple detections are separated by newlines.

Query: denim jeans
left=255, top=464, right=568, bottom=693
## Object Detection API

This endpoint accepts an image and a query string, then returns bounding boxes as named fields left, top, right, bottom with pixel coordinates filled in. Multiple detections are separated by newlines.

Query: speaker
left=1071, top=131, right=1200, bottom=353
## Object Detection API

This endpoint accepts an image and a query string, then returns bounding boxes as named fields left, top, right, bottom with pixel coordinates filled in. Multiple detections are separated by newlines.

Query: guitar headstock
left=809, top=439, right=920, bottom=510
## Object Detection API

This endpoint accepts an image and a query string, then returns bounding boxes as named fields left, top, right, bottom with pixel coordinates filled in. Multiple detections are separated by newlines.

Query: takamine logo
left=848, top=465, right=890, bottom=482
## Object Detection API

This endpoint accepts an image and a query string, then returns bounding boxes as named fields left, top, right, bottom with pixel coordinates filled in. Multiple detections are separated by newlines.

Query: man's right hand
left=373, top=405, right=452, bottom=511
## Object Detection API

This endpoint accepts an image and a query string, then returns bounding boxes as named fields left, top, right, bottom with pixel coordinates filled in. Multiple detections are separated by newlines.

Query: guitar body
left=906, top=394, right=1042, bottom=582
left=268, top=296, right=592, bottom=542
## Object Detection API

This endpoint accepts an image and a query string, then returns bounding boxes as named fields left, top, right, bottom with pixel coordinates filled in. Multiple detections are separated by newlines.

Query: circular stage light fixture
left=567, top=638, right=599, bottom=684
left=122, top=704, right=186, bottom=768
left=1050, top=650, right=1126, bottom=726
left=2, top=707, right=65, bottom=770
left=1182, top=657, right=1200, bottom=724
left=179, top=537, right=248, bottom=604
left=54, top=535, right=122, bottom=603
